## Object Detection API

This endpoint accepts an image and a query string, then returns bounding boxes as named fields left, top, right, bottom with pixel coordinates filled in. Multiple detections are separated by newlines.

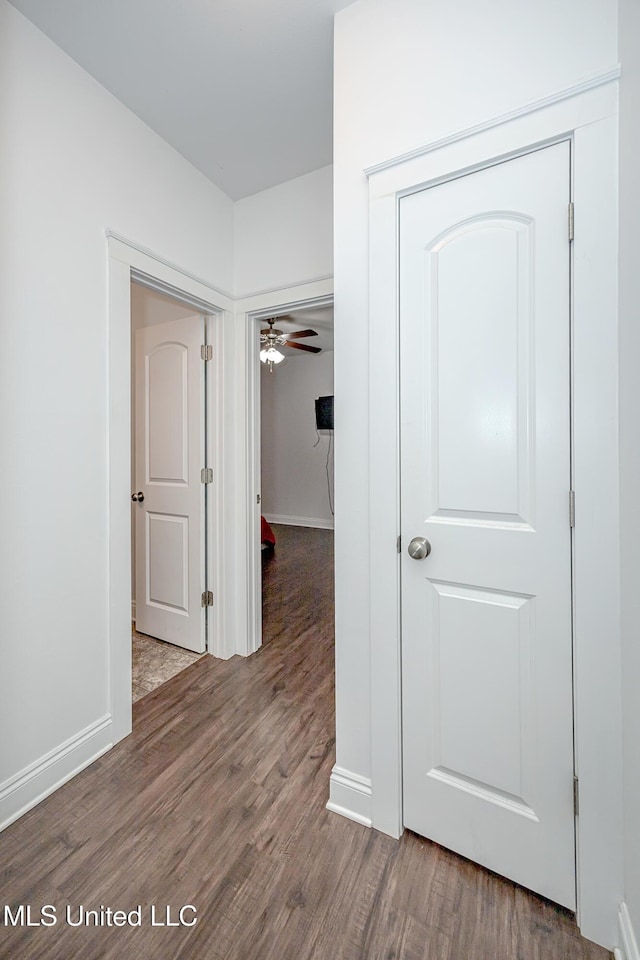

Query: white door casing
left=134, top=314, right=206, bottom=653
left=400, top=142, right=574, bottom=907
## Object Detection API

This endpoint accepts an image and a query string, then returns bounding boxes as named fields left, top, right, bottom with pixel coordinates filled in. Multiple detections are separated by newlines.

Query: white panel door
left=134, top=315, right=206, bottom=653
left=400, top=142, right=574, bottom=907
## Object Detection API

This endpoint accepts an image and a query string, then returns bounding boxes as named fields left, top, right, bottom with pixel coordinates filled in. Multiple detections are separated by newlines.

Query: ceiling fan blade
left=285, top=341, right=321, bottom=354
left=283, top=329, right=318, bottom=339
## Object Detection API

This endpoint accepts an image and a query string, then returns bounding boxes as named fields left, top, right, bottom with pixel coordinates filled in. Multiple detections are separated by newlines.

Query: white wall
left=0, top=0, right=233, bottom=823
left=234, top=165, right=333, bottom=297
left=332, top=0, right=619, bottom=928
left=618, top=0, right=640, bottom=943
left=261, top=351, right=334, bottom=527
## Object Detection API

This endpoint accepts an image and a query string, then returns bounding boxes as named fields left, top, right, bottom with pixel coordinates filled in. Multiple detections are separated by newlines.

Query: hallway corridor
left=0, top=527, right=609, bottom=959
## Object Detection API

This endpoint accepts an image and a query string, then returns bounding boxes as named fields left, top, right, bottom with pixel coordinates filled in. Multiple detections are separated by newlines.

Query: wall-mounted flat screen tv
left=315, top=395, right=334, bottom=431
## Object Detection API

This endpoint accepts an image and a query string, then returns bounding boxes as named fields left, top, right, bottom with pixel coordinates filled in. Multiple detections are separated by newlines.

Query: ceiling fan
left=259, top=316, right=321, bottom=370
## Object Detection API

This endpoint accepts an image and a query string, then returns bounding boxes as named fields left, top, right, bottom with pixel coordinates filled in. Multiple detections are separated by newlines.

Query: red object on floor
left=261, top=515, right=276, bottom=546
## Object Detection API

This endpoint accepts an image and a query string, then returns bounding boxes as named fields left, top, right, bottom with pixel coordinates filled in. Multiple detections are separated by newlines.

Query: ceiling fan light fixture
left=260, top=346, right=285, bottom=367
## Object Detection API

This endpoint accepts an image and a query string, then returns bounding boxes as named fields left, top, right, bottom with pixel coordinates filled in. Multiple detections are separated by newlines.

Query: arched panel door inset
left=423, top=214, right=535, bottom=528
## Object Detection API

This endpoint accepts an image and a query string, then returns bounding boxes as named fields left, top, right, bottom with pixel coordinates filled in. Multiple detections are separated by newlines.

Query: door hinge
left=569, top=489, right=575, bottom=527
left=201, top=344, right=213, bottom=361
left=397, top=534, right=401, bottom=554
left=256, top=494, right=261, bottom=504
left=201, top=467, right=213, bottom=484
left=573, top=775, right=579, bottom=816
left=568, top=201, right=575, bottom=242
left=201, top=590, right=214, bottom=607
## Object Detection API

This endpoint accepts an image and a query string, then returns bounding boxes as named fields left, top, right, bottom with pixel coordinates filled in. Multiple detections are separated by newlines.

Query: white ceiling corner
left=8, top=0, right=356, bottom=200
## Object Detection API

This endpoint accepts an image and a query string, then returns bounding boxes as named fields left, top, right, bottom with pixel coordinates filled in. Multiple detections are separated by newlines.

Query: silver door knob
left=408, top=536, right=431, bottom=560
left=131, top=492, right=144, bottom=503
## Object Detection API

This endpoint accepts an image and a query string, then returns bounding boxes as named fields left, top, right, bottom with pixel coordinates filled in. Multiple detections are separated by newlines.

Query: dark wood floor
left=0, top=525, right=610, bottom=960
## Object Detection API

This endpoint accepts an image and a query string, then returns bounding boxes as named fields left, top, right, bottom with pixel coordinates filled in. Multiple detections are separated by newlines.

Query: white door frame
left=367, top=74, right=623, bottom=947
left=236, top=282, right=334, bottom=656
left=107, top=234, right=234, bottom=745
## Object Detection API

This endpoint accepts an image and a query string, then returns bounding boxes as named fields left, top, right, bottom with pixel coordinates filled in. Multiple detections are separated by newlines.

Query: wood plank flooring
left=0, top=525, right=611, bottom=960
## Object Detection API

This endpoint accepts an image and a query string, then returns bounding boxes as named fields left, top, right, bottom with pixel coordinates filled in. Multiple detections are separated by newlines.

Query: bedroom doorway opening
left=247, top=298, right=335, bottom=654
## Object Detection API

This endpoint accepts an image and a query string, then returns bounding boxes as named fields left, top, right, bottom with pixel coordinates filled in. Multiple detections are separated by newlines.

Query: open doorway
left=256, top=306, right=334, bottom=646
left=130, top=281, right=209, bottom=703
left=108, top=237, right=232, bottom=745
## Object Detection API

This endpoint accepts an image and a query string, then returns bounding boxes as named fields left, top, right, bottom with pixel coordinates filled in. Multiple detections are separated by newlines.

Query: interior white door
left=134, top=314, right=206, bottom=653
left=400, top=142, right=574, bottom=907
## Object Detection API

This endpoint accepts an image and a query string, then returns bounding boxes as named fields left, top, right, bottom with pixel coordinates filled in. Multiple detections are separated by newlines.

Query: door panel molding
left=366, top=79, right=622, bottom=947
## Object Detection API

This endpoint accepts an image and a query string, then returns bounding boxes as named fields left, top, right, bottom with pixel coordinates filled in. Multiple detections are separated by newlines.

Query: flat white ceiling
left=8, top=0, right=354, bottom=200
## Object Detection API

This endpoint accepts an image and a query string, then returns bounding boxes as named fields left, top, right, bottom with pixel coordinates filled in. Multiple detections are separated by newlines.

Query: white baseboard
left=616, top=903, right=640, bottom=960
left=264, top=513, right=334, bottom=530
left=326, top=764, right=372, bottom=828
left=0, top=715, right=113, bottom=832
